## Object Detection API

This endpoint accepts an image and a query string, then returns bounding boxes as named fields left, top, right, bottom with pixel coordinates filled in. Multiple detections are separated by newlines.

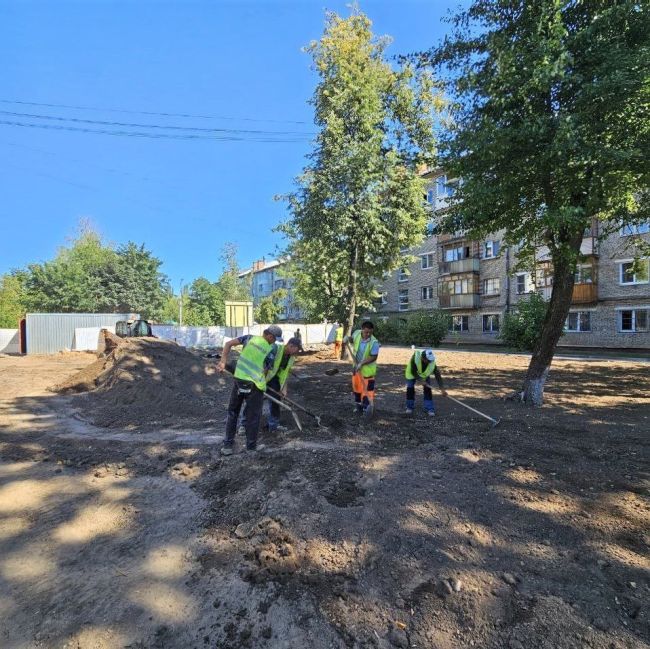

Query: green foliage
left=418, top=0, right=649, bottom=396
left=186, top=277, right=224, bottom=326
left=278, top=8, right=442, bottom=328
left=0, top=272, right=26, bottom=328
left=372, top=311, right=450, bottom=346
left=405, top=311, right=450, bottom=347
left=254, top=289, right=287, bottom=324
left=500, top=293, right=551, bottom=352
left=371, top=317, right=406, bottom=344
left=181, top=244, right=251, bottom=326
left=18, top=227, right=170, bottom=320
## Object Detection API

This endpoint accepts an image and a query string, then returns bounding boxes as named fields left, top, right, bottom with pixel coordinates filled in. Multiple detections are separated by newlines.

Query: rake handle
left=447, top=395, right=498, bottom=425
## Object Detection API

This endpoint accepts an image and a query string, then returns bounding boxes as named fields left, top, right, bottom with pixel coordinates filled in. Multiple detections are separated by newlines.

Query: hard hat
left=424, top=349, right=435, bottom=362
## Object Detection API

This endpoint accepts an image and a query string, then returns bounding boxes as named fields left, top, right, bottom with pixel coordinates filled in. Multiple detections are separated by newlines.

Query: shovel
left=447, top=395, right=500, bottom=429
left=222, top=367, right=303, bottom=432
left=266, top=385, right=324, bottom=427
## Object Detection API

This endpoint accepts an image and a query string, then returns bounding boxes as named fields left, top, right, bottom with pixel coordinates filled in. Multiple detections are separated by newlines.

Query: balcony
left=438, top=257, right=480, bottom=275
left=439, top=294, right=481, bottom=309
left=572, top=282, right=598, bottom=304
left=535, top=283, right=598, bottom=304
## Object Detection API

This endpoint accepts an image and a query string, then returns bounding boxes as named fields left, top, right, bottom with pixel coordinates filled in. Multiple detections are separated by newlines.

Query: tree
left=254, top=288, right=288, bottom=323
left=421, top=1, right=650, bottom=405
left=278, top=8, right=441, bottom=335
left=500, top=293, right=550, bottom=352
left=0, top=272, right=26, bottom=328
left=215, top=243, right=250, bottom=304
left=186, top=277, right=224, bottom=326
left=99, top=242, right=170, bottom=320
left=21, top=226, right=170, bottom=319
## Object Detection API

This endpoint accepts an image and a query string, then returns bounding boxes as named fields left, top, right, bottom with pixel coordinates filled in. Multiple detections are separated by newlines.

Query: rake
left=447, top=395, right=501, bottom=429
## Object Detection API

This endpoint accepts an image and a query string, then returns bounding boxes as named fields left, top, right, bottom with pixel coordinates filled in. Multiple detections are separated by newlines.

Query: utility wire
left=0, top=98, right=312, bottom=126
left=0, top=109, right=316, bottom=137
left=0, top=119, right=312, bottom=142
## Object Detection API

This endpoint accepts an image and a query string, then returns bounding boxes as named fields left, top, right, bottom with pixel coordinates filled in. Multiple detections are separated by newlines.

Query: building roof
left=238, top=258, right=284, bottom=278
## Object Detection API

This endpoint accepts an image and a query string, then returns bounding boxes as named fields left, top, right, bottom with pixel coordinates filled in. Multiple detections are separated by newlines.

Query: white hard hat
left=424, top=349, right=435, bottom=362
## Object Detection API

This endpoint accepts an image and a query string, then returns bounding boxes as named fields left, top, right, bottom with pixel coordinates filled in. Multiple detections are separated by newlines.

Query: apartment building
left=372, top=171, right=650, bottom=350
left=239, top=258, right=303, bottom=322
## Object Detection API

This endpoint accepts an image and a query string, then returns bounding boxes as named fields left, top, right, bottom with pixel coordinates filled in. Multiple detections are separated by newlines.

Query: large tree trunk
left=521, top=235, right=583, bottom=406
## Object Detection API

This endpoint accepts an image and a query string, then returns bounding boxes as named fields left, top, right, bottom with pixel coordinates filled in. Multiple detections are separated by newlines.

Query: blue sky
left=0, top=0, right=465, bottom=292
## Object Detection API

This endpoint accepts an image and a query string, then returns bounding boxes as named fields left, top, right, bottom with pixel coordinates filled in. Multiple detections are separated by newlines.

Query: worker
left=343, top=320, right=380, bottom=415
left=405, top=348, right=448, bottom=416
left=264, top=336, right=303, bottom=432
left=217, top=325, right=283, bottom=455
left=333, top=323, right=344, bottom=359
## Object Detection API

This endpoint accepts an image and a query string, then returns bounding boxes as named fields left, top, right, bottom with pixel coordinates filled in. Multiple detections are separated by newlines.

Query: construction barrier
left=0, top=328, right=20, bottom=354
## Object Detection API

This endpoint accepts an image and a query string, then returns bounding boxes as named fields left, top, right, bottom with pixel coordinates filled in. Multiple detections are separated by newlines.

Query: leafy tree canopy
left=278, top=8, right=442, bottom=332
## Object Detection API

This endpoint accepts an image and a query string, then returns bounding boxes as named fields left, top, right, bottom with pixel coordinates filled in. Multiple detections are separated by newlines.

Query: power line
left=0, top=119, right=312, bottom=143
left=0, top=98, right=312, bottom=126
left=0, top=109, right=316, bottom=137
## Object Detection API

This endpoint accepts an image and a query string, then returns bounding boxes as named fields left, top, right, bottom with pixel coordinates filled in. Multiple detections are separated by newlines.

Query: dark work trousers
left=224, top=380, right=264, bottom=450
left=266, top=376, right=282, bottom=428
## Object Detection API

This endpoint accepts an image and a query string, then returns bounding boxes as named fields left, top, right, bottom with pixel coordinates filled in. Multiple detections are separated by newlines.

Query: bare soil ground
left=0, top=342, right=648, bottom=649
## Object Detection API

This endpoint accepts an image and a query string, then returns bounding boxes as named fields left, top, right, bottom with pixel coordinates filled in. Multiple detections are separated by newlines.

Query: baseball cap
left=286, top=336, right=303, bottom=351
left=264, top=325, right=283, bottom=342
left=425, top=349, right=435, bottom=362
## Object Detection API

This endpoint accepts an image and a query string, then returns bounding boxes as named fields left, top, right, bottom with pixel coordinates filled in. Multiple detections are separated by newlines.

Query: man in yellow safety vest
left=217, top=325, right=282, bottom=455
left=343, top=320, right=380, bottom=415
left=264, top=336, right=303, bottom=432
left=405, top=348, right=447, bottom=416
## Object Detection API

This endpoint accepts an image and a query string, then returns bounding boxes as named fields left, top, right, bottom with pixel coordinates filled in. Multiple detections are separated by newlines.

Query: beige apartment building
left=372, top=171, right=650, bottom=350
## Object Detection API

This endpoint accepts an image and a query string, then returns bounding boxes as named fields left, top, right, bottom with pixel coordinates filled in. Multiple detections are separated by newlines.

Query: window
left=482, top=314, right=500, bottom=333
left=619, top=309, right=648, bottom=332
left=421, top=285, right=434, bottom=301
left=274, top=279, right=286, bottom=290
left=398, top=289, right=409, bottom=311
left=620, top=223, right=650, bottom=236
left=516, top=273, right=534, bottom=295
left=574, top=264, right=593, bottom=284
left=450, top=315, right=469, bottom=332
left=421, top=253, right=434, bottom=269
left=373, top=291, right=387, bottom=306
left=565, top=312, right=591, bottom=332
left=620, top=260, right=649, bottom=285
left=426, top=188, right=435, bottom=204
left=483, top=278, right=501, bottom=295
left=444, top=245, right=470, bottom=262
left=398, top=268, right=409, bottom=282
left=439, top=277, right=478, bottom=295
left=483, top=240, right=501, bottom=259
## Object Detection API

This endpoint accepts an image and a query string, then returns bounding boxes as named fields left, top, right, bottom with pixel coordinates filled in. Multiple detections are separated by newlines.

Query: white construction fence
left=0, top=329, right=20, bottom=354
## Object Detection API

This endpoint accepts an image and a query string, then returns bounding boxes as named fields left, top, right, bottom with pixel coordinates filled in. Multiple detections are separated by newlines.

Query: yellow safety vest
left=267, top=344, right=295, bottom=388
left=335, top=327, right=344, bottom=342
left=234, top=336, right=273, bottom=391
left=405, top=351, right=436, bottom=380
left=352, top=330, right=378, bottom=378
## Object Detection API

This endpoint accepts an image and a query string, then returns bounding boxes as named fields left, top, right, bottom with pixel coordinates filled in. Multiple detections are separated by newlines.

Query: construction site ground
left=0, top=340, right=648, bottom=649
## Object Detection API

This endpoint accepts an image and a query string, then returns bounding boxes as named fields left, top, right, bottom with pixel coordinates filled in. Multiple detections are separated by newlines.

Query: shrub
left=405, top=310, right=450, bottom=347
left=371, top=317, right=406, bottom=344
left=500, top=292, right=551, bottom=351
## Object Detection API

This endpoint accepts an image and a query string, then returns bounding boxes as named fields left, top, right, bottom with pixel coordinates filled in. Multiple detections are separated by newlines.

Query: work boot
left=353, top=406, right=363, bottom=415
left=220, top=445, right=234, bottom=456
left=247, top=443, right=266, bottom=453
left=269, top=425, right=288, bottom=433
left=427, top=410, right=436, bottom=417
left=405, top=408, right=414, bottom=415
left=237, top=425, right=245, bottom=435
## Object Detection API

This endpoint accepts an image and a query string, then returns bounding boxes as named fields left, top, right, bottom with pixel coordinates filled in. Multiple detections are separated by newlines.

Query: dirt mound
left=54, top=336, right=229, bottom=430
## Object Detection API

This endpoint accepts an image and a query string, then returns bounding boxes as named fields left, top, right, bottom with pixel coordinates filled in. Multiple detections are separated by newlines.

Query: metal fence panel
left=25, top=313, right=137, bottom=354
